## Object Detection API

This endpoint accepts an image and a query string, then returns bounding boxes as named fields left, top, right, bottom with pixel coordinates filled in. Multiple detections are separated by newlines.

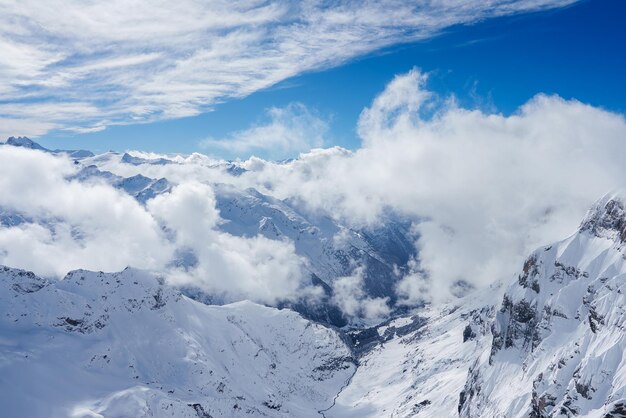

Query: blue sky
left=3, top=0, right=625, bottom=158
left=3, top=0, right=626, bottom=312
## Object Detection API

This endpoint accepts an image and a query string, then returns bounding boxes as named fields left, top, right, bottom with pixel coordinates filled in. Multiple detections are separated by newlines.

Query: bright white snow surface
left=0, top=267, right=355, bottom=417
left=460, top=193, right=626, bottom=417
left=5, top=193, right=626, bottom=417
left=3, top=138, right=626, bottom=417
left=329, top=288, right=497, bottom=417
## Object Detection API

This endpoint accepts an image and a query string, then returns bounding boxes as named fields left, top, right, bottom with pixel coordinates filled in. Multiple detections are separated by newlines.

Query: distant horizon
left=2, top=0, right=624, bottom=159
left=3, top=2, right=626, bottom=415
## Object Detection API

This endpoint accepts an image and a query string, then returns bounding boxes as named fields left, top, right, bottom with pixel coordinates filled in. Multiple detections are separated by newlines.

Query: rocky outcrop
left=461, top=194, right=626, bottom=417
left=580, top=196, right=626, bottom=243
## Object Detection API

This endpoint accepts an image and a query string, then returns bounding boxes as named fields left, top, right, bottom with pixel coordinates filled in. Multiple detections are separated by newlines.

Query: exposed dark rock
left=580, top=198, right=626, bottom=243
left=575, top=382, right=591, bottom=400
left=313, top=356, right=356, bottom=374
left=412, top=399, right=431, bottom=413
left=463, top=324, right=476, bottom=342
left=151, top=288, right=166, bottom=310
left=188, top=403, right=212, bottom=418
left=604, top=400, right=626, bottom=417
left=551, top=261, right=589, bottom=284
left=55, top=314, right=108, bottom=333
left=458, top=364, right=481, bottom=416
left=519, top=255, right=540, bottom=293
left=262, top=400, right=281, bottom=410
left=11, top=278, right=47, bottom=294
left=64, top=317, right=82, bottom=327
left=530, top=373, right=557, bottom=418
left=347, top=315, right=426, bottom=356
left=490, top=295, right=540, bottom=362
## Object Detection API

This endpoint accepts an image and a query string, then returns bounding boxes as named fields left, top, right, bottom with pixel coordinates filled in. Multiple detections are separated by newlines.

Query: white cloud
left=4, top=66, right=625, bottom=308
left=0, top=0, right=578, bottom=136
left=220, top=69, right=626, bottom=303
left=0, top=147, right=173, bottom=276
left=148, top=182, right=311, bottom=304
left=200, top=103, right=328, bottom=159
left=0, top=146, right=313, bottom=304
left=331, top=267, right=391, bottom=322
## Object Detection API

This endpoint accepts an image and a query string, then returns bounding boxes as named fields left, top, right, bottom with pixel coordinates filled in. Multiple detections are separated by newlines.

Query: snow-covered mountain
left=327, top=192, right=626, bottom=418
left=1, top=138, right=417, bottom=327
left=3, top=137, right=626, bottom=417
left=459, top=192, right=626, bottom=417
left=3, top=194, right=625, bottom=417
left=0, top=266, right=355, bottom=417
left=2, top=136, right=95, bottom=159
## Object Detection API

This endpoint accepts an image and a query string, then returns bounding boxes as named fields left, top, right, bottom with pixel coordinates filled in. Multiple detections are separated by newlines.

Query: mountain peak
left=3, top=137, right=94, bottom=159
left=121, top=152, right=173, bottom=166
left=580, top=191, right=626, bottom=243
left=4, top=136, right=48, bottom=151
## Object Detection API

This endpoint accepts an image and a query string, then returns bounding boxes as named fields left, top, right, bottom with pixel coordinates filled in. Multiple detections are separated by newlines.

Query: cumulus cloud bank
left=2, top=67, right=626, bottom=307
left=228, top=69, right=626, bottom=302
left=0, top=147, right=171, bottom=276
left=0, top=0, right=578, bottom=137
left=147, top=182, right=310, bottom=303
left=0, top=147, right=310, bottom=305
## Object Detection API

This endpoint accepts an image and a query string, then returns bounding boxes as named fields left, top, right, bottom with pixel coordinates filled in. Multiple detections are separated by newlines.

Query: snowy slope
left=0, top=266, right=355, bottom=418
left=323, top=193, right=626, bottom=418
left=459, top=193, right=626, bottom=417
left=4, top=139, right=417, bottom=325
left=327, top=284, right=498, bottom=417
left=213, top=183, right=415, bottom=301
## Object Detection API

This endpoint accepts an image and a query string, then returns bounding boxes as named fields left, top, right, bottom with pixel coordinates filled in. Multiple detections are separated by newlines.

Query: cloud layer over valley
left=2, top=68, right=626, bottom=314
left=0, top=147, right=310, bottom=305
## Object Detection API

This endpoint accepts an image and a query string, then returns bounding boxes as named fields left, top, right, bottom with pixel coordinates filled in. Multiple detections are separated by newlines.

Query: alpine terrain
left=1, top=138, right=626, bottom=417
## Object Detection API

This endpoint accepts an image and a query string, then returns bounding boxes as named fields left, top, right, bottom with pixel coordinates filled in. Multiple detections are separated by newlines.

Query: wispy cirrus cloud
left=0, top=0, right=578, bottom=137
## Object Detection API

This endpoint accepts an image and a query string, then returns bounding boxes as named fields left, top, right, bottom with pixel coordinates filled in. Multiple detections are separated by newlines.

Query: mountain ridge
left=2, top=137, right=626, bottom=417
